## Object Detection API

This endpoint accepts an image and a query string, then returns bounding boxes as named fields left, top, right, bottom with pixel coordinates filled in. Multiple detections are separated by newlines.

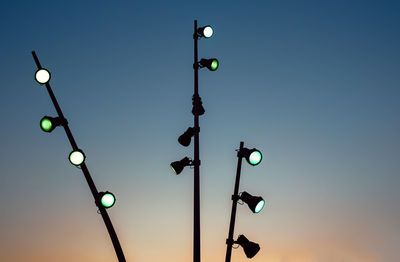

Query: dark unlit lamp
left=198, top=25, right=213, bottom=38
left=99, top=191, right=116, bottom=208
left=178, top=127, right=195, bottom=147
left=69, top=149, right=86, bottom=166
left=240, top=191, right=265, bottom=213
left=236, top=234, right=260, bottom=259
left=35, top=68, right=51, bottom=84
left=170, top=157, right=192, bottom=175
left=199, top=58, right=219, bottom=71
left=241, top=148, right=262, bottom=166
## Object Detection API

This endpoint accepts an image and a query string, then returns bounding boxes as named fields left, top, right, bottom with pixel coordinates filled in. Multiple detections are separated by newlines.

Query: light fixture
left=192, top=95, right=205, bottom=116
left=198, top=25, right=213, bottom=38
left=69, top=149, right=86, bottom=166
left=235, top=234, right=260, bottom=259
left=170, top=157, right=192, bottom=175
left=240, top=148, right=262, bottom=166
left=99, top=191, right=116, bottom=208
left=40, top=116, right=65, bottom=133
left=178, top=127, right=194, bottom=147
left=35, top=68, right=51, bottom=84
left=240, top=191, right=265, bottom=213
left=199, top=58, right=219, bottom=71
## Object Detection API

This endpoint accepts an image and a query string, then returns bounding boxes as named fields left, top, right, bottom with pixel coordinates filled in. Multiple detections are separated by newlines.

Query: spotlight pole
left=225, top=141, right=244, bottom=262
left=32, top=51, right=126, bottom=262
left=193, top=19, right=201, bottom=262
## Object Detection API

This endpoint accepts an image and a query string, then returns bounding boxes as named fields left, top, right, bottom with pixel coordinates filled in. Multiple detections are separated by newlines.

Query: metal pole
left=225, top=141, right=244, bottom=262
left=193, top=19, right=201, bottom=262
left=32, top=51, right=126, bottom=262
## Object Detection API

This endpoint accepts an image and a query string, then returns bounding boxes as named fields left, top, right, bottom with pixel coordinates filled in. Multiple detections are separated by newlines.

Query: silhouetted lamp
left=178, top=127, right=195, bottom=147
left=69, top=149, right=86, bottom=166
left=170, top=157, right=192, bottom=175
left=240, top=191, right=265, bottom=213
left=35, top=68, right=51, bottom=84
left=235, top=234, right=260, bottom=259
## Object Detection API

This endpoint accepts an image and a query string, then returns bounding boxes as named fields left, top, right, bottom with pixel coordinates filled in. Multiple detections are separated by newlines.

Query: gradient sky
left=1, top=0, right=399, bottom=261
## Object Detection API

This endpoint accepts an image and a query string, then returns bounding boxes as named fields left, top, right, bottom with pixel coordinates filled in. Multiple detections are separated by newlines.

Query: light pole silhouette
left=225, top=141, right=264, bottom=262
left=32, top=51, right=126, bottom=262
left=170, top=20, right=218, bottom=262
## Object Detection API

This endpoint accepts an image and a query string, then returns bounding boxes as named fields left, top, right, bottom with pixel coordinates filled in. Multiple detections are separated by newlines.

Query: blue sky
left=1, top=1, right=399, bottom=261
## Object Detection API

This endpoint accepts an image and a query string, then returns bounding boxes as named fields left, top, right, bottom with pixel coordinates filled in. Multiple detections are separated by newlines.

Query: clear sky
left=1, top=0, right=399, bottom=261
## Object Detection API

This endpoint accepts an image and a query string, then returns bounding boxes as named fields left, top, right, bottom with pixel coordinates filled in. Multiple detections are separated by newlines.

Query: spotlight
left=192, top=95, right=205, bottom=116
left=40, top=116, right=66, bottom=133
left=69, top=149, right=86, bottom=166
left=178, top=127, right=194, bottom=147
left=99, top=191, right=116, bottom=208
left=35, top=68, right=51, bottom=84
left=240, top=191, right=265, bottom=213
left=198, top=25, right=213, bottom=38
left=170, top=157, right=192, bottom=175
left=240, top=148, right=262, bottom=166
left=235, top=234, right=260, bottom=259
left=199, top=58, right=219, bottom=71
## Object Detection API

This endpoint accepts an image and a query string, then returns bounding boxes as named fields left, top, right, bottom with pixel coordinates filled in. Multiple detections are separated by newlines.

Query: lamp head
left=99, top=191, right=116, bottom=208
left=40, top=116, right=65, bottom=133
left=35, top=68, right=51, bottom=84
left=69, top=149, right=86, bottom=166
left=197, top=25, right=213, bottom=38
left=240, top=191, right=265, bottom=213
left=192, top=95, right=205, bottom=116
left=178, top=127, right=194, bottom=147
left=170, top=157, right=191, bottom=175
left=199, top=58, right=219, bottom=71
left=236, top=234, right=260, bottom=258
left=240, top=148, right=262, bottom=166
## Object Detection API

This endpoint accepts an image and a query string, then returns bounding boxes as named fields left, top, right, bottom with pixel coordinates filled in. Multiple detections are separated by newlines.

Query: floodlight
left=99, top=191, right=116, bottom=208
left=69, top=149, right=86, bottom=166
left=40, top=116, right=65, bottom=132
left=240, top=191, right=265, bottom=213
left=240, top=148, right=262, bottom=166
left=199, top=58, right=219, bottom=71
left=178, top=127, right=194, bottom=147
left=192, top=95, right=205, bottom=116
left=170, top=157, right=192, bottom=175
left=35, top=68, right=51, bottom=84
left=198, top=25, right=213, bottom=38
left=235, top=234, right=260, bottom=258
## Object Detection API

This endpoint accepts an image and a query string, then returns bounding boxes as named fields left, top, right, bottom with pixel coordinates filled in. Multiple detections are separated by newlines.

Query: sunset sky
left=1, top=0, right=399, bottom=261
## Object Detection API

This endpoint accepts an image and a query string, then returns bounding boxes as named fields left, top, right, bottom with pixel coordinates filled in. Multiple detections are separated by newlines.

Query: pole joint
left=237, top=149, right=245, bottom=158
left=226, top=238, right=234, bottom=245
left=192, top=159, right=201, bottom=167
left=60, top=117, right=68, bottom=127
left=193, top=126, right=200, bottom=133
left=231, top=194, right=240, bottom=202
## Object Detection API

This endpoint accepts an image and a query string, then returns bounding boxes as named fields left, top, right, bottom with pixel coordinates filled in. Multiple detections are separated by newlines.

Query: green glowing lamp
left=99, top=191, right=116, bottom=208
left=199, top=58, right=219, bottom=71
left=248, top=150, right=262, bottom=166
left=40, top=116, right=65, bottom=133
left=240, top=191, right=265, bottom=214
left=241, top=148, right=262, bottom=166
